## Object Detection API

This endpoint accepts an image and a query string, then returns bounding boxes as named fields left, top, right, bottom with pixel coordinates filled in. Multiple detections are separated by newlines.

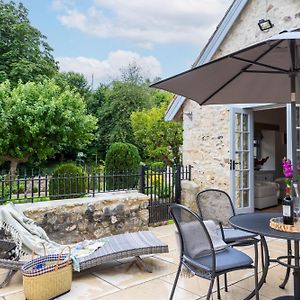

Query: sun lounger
left=0, top=203, right=169, bottom=287
left=0, top=231, right=168, bottom=287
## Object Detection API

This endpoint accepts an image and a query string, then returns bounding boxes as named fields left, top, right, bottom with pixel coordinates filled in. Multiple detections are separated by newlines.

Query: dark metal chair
left=196, top=189, right=258, bottom=244
left=196, top=189, right=260, bottom=298
left=169, top=204, right=258, bottom=300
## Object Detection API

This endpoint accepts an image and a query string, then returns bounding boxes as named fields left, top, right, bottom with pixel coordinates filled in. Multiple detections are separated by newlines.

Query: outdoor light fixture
left=183, top=111, right=193, bottom=119
left=258, top=19, right=273, bottom=31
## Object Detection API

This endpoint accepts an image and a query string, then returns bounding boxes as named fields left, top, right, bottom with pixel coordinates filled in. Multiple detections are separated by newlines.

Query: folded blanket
left=0, top=203, right=62, bottom=256
left=71, top=239, right=107, bottom=271
left=0, top=203, right=106, bottom=271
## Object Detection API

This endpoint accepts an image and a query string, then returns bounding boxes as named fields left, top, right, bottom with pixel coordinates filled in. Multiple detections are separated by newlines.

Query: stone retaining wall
left=18, top=192, right=149, bottom=243
left=180, top=180, right=200, bottom=212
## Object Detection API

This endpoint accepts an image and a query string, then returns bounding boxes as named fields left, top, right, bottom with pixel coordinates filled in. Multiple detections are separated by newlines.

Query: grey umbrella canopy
left=151, top=30, right=300, bottom=183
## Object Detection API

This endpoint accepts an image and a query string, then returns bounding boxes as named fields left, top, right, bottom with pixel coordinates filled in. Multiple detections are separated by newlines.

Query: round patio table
left=230, top=212, right=300, bottom=300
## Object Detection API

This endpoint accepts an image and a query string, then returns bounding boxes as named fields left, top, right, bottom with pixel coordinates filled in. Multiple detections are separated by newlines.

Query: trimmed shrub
left=49, top=163, right=86, bottom=200
left=105, top=142, right=141, bottom=190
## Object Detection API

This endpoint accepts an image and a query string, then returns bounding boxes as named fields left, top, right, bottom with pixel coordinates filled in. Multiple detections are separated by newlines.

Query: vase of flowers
left=282, top=158, right=293, bottom=196
left=282, top=158, right=294, bottom=225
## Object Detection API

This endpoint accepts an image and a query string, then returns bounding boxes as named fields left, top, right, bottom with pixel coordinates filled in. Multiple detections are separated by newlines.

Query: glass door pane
left=230, top=108, right=254, bottom=213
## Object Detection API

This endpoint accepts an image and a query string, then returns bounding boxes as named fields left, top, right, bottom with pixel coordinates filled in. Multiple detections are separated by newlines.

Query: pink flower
left=282, top=158, right=293, bottom=179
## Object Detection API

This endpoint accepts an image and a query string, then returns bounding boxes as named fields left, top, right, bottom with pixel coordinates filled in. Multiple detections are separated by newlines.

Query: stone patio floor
left=0, top=224, right=294, bottom=299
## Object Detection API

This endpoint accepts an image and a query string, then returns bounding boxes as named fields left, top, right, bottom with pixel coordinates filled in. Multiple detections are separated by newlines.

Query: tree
left=95, top=80, right=153, bottom=158
left=0, top=80, right=97, bottom=175
left=0, top=1, right=58, bottom=85
left=120, top=62, right=144, bottom=84
left=150, top=89, right=174, bottom=107
left=90, top=64, right=167, bottom=159
left=53, top=71, right=91, bottom=100
left=131, top=102, right=183, bottom=166
left=85, top=84, right=108, bottom=116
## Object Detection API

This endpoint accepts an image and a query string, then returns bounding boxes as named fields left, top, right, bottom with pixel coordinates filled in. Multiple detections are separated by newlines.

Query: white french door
left=287, top=104, right=300, bottom=165
left=230, top=108, right=254, bottom=214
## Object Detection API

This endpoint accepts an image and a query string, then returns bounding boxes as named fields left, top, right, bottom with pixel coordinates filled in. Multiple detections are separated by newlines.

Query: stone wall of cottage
left=182, top=0, right=300, bottom=192
left=182, top=102, right=231, bottom=192
left=216, top=0, right=300, bottom=59
left=18, top=192, right=149, bottom=244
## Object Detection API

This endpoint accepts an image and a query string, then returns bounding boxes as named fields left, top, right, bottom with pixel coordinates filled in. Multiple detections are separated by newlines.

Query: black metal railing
left=0, top=165, right=192, bottom=223
left=141, top=165, right=192, bottom=224
left=0, top=170, right=141, bottom=203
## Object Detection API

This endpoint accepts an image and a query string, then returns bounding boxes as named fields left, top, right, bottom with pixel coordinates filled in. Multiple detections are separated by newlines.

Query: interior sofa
left=254, top=181, right=279, bottom=209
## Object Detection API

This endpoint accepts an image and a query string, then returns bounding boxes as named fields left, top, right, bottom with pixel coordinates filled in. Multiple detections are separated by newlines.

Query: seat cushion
left=180, top=220, right=227, bottom=258
left=222, top=228, right=257, bottom=243
left=191, top=247, right=253, bottom=273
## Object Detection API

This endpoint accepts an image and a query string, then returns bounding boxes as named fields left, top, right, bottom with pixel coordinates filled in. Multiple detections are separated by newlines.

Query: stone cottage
left=163, top=0, right=300, bottom=213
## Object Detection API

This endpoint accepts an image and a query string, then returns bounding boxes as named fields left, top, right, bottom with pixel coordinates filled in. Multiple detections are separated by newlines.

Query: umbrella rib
left=243, top=70, right=286, bottom=74
left=230, top=56, right=289, bottom=73
left=200, top=40, right=284, bottom=105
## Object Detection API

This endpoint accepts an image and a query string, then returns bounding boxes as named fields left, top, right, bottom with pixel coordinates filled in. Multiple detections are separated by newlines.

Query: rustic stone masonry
left=180, top=180, right=200, bottom=212
left=183, top=102, right=230, bottom=192
left=18, top=192, right=149, bottom=243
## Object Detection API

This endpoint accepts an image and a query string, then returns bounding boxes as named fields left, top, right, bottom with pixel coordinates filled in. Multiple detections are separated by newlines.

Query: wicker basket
left=22, top=245, right=72, bottom=300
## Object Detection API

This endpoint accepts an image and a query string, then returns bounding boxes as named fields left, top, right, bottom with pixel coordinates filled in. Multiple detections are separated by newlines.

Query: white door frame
left=229, top=107, right=254, bottom=214
left=287, top=104, right=300, bottom=163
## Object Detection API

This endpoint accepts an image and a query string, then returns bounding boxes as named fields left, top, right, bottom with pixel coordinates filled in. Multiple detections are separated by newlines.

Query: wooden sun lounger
left=0, top=231, right=169, bottom=287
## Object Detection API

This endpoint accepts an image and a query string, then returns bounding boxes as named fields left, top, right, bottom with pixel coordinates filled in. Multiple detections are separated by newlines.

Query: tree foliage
left=0, top=1, right=182, bottom=170
left=131, top=101, right=183, bottom=166
left=0, top=80, right=97, bottom=174
left=53, top=71, right=91, bottom=100
left=0, top=1, right=58, bottom=86
left=95, top=67, right=155, bottom=157
left=85, top=84, right=108, bottom=116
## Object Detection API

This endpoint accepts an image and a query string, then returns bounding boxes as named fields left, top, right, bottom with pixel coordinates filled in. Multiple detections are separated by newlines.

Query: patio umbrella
left=151, top=30, right=300, bottom=184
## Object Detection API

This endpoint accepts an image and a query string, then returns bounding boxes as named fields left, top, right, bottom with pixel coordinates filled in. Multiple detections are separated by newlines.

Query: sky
left=18, top=0, right=232, bottom=88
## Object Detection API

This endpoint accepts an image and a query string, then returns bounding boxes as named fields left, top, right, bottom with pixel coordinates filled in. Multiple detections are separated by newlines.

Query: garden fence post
left=188, top=165, right=192, bottom=181
left=139, top=165, right=145, bottom=194
left=175, top=165, right=181, bottom=204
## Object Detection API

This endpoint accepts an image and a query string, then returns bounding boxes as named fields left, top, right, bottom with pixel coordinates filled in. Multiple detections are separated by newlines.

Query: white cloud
left=51, top=0, right=74, bottom=11
left=55, top=0, right=231, bottom=47
left=56, top=50, right=162, bottom=87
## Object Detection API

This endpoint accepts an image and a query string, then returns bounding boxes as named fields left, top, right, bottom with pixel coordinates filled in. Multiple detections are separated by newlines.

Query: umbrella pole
left=289, top=40, right=298, bottom=190
left=291, top=100, right=297, bottom=187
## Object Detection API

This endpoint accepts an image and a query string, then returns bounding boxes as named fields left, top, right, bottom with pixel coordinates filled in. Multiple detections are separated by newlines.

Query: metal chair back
left=170, top=204, right=215, bottom=268
left=196, top=189, right=235, bottom=227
